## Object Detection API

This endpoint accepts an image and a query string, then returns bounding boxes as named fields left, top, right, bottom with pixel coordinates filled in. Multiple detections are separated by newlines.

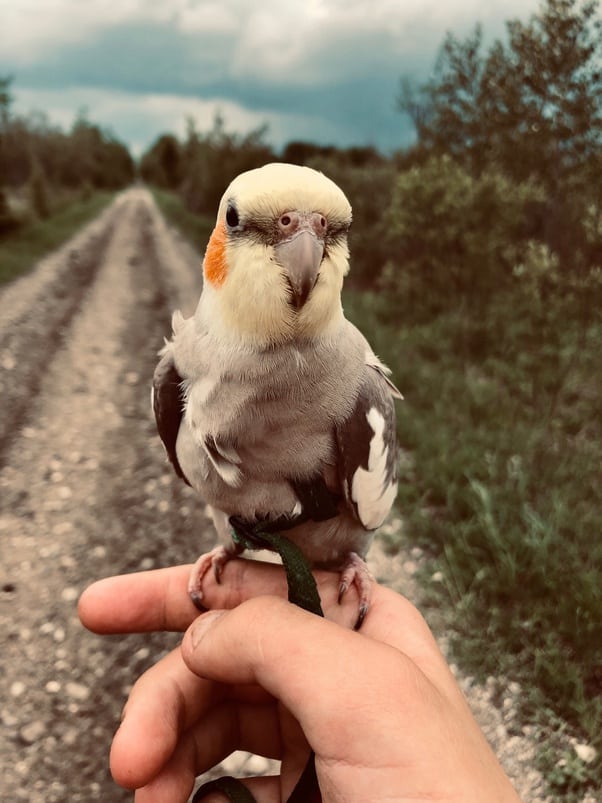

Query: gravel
left=0, top=189, right=211, bottom=802
left=0, top=189, right=587, bottom=801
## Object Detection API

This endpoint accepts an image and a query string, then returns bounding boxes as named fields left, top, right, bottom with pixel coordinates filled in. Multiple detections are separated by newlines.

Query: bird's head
left=199, top=162, right=352, bottom=346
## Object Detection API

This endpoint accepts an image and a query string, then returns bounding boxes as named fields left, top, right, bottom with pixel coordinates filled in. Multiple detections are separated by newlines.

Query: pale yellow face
left=200, top=163, right=352, bottom=345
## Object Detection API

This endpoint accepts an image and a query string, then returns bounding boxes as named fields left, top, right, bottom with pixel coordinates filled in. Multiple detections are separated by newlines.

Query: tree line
left=0, top=78, right=134, bottom=232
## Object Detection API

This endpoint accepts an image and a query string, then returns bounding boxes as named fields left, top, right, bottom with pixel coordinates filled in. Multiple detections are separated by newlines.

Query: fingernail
left=189, top=610, right=225, bottom=650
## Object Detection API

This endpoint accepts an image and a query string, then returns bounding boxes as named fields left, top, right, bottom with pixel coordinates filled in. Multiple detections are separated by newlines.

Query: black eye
left=226, top=203, right=240, bottom=228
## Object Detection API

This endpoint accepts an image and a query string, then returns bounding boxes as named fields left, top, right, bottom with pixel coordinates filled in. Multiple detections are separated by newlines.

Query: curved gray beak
left=274, top=231, right=324, bottom=309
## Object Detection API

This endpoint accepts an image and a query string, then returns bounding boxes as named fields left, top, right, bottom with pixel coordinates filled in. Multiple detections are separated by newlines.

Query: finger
left=202, top=559, right=360, bottom=629
left=181, top=598, right=442, bottom=763
left=111, top=644, right=280, bottom=791
left=78, top=566, right=198, bottom=633
left=133, top=702, right=282, bottom=803
left=78, top=559, right=438, bottom=667
left=358, top=583, right=452, bottom=681
left=194, top=560, right=438, bottom=648
left=133, top=709, right=197, bottom=803
left=77, top=559, right=357, bottom=635
left=110, top=647, right=216, bottom=789
left=195, top=574, right=452, bottom=692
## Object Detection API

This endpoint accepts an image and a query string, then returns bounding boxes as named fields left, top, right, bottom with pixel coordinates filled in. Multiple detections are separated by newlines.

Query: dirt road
left=0, top=189, right=214, bottom=801
left=0, top=189, right=554, bottom=801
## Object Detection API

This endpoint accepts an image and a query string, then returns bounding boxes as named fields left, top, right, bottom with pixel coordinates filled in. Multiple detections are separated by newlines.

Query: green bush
left=379, top=156, right=545, bottom=318
left=179, top=115, right=275, bottom=216
left=139, top=134, right=183, bottom=190
left=306, top=156, right=397, bottom=290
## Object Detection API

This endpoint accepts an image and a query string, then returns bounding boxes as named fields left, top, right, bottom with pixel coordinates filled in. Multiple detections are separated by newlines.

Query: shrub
left=179, top=115, right=275, bottom=216
left=306, top=156, right=397, bottom=289
left=380, top=156, right=545, bottom=318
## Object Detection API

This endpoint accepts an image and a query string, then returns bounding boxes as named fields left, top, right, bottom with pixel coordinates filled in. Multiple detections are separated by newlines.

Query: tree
left=379, top=155, right=545, bottom=318
left=140, top=134, right=182, bottom=189
left=399, top=0, right=601, bottom=188
left=0, top=76, right=14, bottom=181
left=173, top=113, right=274, bottom=215
left=62, top=113, right=134, bottom=189
left=398, top=0, right=602, bottom=269
left=399, top=26, right=487, bottom=167
left=281, top=140, right=338, bottom=165
left=0, top=75, right=11, bottom=128
left=28, top=158, right=50, bottom=219
left=484, top=0, right=601, bottom=188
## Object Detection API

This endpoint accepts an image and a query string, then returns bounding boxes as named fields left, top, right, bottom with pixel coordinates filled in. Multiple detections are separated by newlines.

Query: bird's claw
left=188, top=545, right=238, bottom=611
left=337, top=581, right=348, bottom=604
left=338, top=552, right=374, bottom=630
left=356, top=602, right=369, bottom=631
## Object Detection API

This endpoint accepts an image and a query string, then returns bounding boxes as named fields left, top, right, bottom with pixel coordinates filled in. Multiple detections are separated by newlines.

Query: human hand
left=78, top=560, right=520, bottom=803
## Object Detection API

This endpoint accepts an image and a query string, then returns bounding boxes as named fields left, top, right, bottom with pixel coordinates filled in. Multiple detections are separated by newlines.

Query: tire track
left=0, top=204, right=117, bottom=460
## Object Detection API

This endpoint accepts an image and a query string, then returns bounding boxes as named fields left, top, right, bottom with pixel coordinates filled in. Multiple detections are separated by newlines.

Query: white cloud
left=11, top=84, right=341, bottom=156
left=2, top=0, right=543, bottom=155
left=0, top=1, right=244, bottom=63
left=0, top=0, right=143, bottom=62
left=171, top=0, right=243, bottom=34
left=0, top=0, right=541, bottom=67
left=200, top=0, right=540, bottom=83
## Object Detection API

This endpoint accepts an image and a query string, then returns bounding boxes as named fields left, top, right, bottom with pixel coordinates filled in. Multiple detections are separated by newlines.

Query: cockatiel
left=153, top=163, right=401, bottom=626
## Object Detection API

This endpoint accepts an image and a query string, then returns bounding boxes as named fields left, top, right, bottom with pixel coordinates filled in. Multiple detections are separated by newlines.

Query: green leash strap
left=230, top=526, right=324, bottom=617
left=192, top=525, right=324, bottom=803
left=192, top=776, right=257, bottom=803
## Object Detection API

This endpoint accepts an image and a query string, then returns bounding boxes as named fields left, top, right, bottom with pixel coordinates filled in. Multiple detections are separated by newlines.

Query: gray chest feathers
left=176, top=345, right=361, bottom=515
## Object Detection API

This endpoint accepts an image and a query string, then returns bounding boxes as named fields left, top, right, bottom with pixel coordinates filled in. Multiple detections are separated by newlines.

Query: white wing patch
left=351, top=407, right=397, bottom=530
left=203, top=444, right=243, bottom=488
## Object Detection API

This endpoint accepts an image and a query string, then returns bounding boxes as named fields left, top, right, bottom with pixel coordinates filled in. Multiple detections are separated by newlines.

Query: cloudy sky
left=0, top=0, right=542, bottom=157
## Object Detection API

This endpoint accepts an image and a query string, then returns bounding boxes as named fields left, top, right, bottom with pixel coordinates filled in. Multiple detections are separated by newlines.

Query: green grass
left=0, top=192, right=115, bottom=285
left=152, top=187, right=214, bottom=252
left=343, top=288, right=601, bottom=800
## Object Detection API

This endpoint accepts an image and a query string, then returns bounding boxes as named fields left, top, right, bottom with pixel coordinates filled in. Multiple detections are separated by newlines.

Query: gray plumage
left=152, top=163, right=401, bottom=616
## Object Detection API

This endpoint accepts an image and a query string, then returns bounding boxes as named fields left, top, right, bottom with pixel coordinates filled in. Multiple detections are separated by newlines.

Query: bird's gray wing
left=335, top=366, right=399, bottom=530
left=152, top=349, right=191, bottom=486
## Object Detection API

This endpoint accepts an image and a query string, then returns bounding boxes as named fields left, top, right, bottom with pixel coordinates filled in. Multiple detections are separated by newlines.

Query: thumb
left=181, top=596, right=409, bottom=757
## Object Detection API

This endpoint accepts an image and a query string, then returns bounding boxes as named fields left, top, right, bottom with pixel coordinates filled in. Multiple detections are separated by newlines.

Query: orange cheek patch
left=204, top=222, right=227, bottom=287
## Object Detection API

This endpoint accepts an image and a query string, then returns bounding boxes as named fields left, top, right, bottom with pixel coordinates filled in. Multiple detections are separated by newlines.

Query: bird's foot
left=338, top=552, right=374, bottom=630
left=188, top=544, right=241, bottom=611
